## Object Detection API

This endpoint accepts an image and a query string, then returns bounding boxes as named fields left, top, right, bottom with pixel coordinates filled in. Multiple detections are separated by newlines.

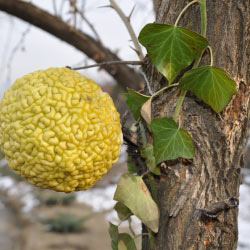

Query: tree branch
left=68, top=60, right=143, bottom=70
left=0, top=0, right=144, bottom=90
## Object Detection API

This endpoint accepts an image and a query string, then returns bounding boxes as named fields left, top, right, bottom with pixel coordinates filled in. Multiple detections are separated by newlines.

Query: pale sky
left=0, top=0, right=154, bottom=98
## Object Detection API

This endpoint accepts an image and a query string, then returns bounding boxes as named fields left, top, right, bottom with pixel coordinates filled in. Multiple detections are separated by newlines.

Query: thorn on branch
left=109, top=0, right=144, bottom=61
left=98, top=5, right=112, bottom=9
left=128, top=5, right=136, bottom=22
left=129, top=45, right=141, bottom=57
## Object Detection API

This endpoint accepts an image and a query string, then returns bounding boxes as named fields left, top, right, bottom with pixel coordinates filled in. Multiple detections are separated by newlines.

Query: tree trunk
left=141, top=0, right=249, bottom=249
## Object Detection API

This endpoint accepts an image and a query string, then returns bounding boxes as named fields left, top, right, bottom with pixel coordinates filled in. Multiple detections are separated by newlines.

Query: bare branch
left=67, top=60, right=143, bottom=70
left=109, top=0, right=144, bottom=61
left=0, top=0, right=144, bottom=90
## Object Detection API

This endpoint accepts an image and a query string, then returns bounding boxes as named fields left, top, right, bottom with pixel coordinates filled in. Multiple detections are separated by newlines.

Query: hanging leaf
left=141, top=144, right=160, bottom=175
left=118, top=233, right=137, bottom=250
left=138, top=24, right=209, bottom=84
left=109, top=223, right=119, bottom=244
left=141, top=98, right=152, bottom=124
left=114, top=202, right=133, bottom=221
left=125, top=89, right=150, bottom=120
left=179, top=66, right=238, bottom=113
left=150, top=118, right=195, bottom=164
left=114, top=173, right=159, bottom=233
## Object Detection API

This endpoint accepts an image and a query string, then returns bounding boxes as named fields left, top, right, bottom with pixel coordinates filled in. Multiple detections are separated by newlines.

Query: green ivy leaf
left=114, top=202, right=133, bottom=221
left=111, top=241, right=119, bottom=250
left=141, top=144, right=160, bottom=175
left=150, top=118, right=195, bottom=164
left=118, top=233, right=137, bottom=250
left=125, top=89, right=150, bottom=120
left=114, top=173, right=159, bottom=233
left=138, top=24, right=209, bottom=83
left=109, top=223, right=119, bottom=244
left=179, top=66, right=238, bottom=113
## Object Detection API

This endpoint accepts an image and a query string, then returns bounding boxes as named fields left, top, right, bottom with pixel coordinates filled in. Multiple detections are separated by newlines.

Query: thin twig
left=52, top=0, right=58, bottom=16
left=109, top=0, right=144, bottom=60
left=68, top=0, right=77, bottom=28
left=72, top=2, right=103, bottom=44
left=59, top=0, right=66, bottom=17
left=67, top=60, right=143, bottom=70
left=6, top=25, right=31, bottom=83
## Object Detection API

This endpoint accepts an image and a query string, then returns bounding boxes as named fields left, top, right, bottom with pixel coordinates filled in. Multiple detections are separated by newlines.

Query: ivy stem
left=174, top=0, right=198, bottom=26
left=149, top=229, right=155, bottom=249
left=149, top=173, right=158, bottom=203
left=192, top=0, right=207, bottom=68
left=151, top=83, right=179, bottom=99
left=139, top=122, right=157, bottom=202
left=199, top=0, right=207, bottom=37
left=128, top=217, right=136, bottom=237
left=208, top=46, right=213, bottom=66
left=173, top=90, right=187, bottom=123
left=139, top=121, right=157, bottom=249
left=173, top=0, right=207, bottom=123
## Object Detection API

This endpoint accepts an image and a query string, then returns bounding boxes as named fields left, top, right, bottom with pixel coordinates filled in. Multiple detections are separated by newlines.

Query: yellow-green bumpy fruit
left=0, top=68, right=122, bottom=192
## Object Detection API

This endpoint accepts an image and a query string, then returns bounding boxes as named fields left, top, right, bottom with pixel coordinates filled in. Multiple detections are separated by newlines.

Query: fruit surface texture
left=0, top=68, right=122, bottom=192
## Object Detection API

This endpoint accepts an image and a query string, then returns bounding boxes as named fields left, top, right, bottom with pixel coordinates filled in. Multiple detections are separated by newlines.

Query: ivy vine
left=110, top=0, right=238, bottom=249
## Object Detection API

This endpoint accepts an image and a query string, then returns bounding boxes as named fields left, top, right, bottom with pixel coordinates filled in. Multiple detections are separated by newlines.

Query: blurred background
left=0, top=1, right=249, bottom=250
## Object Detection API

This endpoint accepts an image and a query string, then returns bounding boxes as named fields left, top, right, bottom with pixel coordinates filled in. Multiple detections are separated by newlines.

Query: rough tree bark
left=141, top=0, right=249, bottom=249
left=0, top=0, right=144, bottom=90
